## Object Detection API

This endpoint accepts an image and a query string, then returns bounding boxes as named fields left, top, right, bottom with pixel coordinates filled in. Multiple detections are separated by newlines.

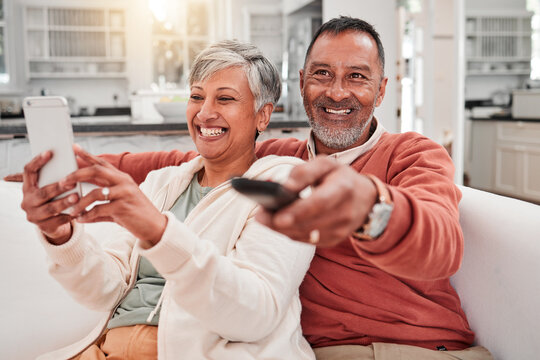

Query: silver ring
left=309, top=229, right=320, bottom=244
left=101, top=187, right=110, bottom=201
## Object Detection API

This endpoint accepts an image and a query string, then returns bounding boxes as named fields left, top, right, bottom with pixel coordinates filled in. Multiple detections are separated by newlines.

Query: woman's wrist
left=44, top=222, right=73, bottom=246
left=139, top=213, right=168, bottom=249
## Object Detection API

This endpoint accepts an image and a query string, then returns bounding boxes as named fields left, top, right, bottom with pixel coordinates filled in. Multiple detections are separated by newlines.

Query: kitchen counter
left=0, top=115, right=311, bottom=178
left=469, top=116, right=540, bottom=122
left=0, top=116, right=310, bottom=139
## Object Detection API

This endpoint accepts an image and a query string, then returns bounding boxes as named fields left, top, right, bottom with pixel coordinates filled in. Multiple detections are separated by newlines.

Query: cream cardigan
left=37, top=155, right=315, bottom=360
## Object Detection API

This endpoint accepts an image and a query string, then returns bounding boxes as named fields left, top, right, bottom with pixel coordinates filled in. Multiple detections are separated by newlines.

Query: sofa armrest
left=0, top=181, right=105, bottom=360
left=452, top=186, right=540, bottom=360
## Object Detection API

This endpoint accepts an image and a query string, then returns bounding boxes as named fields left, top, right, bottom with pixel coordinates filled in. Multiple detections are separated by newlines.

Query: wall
left=322, top=0, right=399, bottom=133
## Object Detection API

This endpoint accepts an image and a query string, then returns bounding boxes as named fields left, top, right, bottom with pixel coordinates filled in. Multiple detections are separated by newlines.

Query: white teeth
left=325, top=108, right=352, bottom=115
left=200, top=127, right=225, bottom=137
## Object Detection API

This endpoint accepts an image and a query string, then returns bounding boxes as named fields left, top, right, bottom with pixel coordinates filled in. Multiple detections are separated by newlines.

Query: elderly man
left=13, top=16, right=491, bottom=360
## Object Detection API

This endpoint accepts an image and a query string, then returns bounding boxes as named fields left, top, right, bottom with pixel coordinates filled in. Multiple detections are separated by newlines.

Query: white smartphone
left=23, top=96, right=82, bottom=202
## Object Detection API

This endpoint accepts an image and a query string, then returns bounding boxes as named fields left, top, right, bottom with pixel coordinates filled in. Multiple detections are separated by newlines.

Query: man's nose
left=325, top=77, right=351, bottom=102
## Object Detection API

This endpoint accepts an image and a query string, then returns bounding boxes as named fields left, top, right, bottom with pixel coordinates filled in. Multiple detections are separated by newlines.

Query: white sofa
left=1, top=180, right=539, bottom=360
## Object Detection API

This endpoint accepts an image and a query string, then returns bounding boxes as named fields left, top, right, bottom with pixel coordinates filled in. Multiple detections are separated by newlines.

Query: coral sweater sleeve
left=349, top=133, right=463, bottom=281
left=97, top=137, right=307, bottom=185
left=99, top=150, right=199, bottom=184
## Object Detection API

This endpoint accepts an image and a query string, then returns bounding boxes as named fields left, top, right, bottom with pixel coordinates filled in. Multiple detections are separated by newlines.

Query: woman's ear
left=256, top=103, right=273, bottom=132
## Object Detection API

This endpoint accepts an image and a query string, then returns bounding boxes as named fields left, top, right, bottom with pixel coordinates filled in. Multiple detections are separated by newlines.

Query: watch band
left=352, top=174, right=393, bottom=241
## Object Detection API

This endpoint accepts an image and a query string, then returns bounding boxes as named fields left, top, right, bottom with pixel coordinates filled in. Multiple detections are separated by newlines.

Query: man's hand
left=256, top=157, right=377, bottom=247
left=4, top=172, right=23, bottom=182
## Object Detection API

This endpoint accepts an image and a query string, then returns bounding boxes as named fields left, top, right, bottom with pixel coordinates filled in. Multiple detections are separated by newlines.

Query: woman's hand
left=21, top=151, right=79, bottom=245
left=64, top=145, right=167, bottom=248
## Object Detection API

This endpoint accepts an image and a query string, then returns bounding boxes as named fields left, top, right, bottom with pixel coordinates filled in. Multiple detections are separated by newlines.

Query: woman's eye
left=219, top=97, right=235, bottom=101
left=190, top=95, right=203, bottom=100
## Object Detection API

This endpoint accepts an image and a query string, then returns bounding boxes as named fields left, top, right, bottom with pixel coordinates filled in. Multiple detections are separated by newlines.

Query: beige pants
left=314, top=343, right=493, bottom=360
left=71, top=325, right=158, bottom=360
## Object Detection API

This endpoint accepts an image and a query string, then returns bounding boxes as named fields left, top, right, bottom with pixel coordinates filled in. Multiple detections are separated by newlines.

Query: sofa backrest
left=452, top=186, right=540, bottom=360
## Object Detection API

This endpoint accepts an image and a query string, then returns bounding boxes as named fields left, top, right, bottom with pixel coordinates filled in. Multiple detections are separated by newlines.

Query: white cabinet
left=469, top=120, right=540, bottom=203
left=23, top=5, right=127, bottom=79
left=465, top=11, right=532, bottom=76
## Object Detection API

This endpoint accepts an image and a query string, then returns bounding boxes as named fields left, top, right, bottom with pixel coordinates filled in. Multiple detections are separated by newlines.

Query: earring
left=257, top=130, right=263, bottom=136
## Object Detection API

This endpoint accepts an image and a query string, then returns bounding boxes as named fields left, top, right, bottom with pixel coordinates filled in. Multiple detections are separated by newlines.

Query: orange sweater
left=102, top=132, right=474, bottom=350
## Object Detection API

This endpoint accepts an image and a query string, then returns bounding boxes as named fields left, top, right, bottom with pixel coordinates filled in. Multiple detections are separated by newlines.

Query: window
left=149, top=0, right=212, bottom=88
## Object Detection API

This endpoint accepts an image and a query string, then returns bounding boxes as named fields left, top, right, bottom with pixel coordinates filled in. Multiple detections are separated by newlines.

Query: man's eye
left=314, top=70, right=329, bottom=76
left=219, top=97, right=235, bottom=101
left=351, top=73, right=364, bottom=79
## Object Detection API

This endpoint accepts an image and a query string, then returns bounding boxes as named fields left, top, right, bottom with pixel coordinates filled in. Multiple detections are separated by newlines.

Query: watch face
left=368, top=202, right=394, bottom=238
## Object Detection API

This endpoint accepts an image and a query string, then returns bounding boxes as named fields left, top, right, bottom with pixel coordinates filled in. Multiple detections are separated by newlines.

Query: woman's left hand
left=64, top=145, right=167, bottom=248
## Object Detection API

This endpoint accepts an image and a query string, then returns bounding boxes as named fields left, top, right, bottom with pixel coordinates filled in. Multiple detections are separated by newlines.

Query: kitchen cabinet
left=23, top=5, right=127, bottom=79
left=468, top=119, right=540, bottom=203
left=465, top=11, right=532, bottom=77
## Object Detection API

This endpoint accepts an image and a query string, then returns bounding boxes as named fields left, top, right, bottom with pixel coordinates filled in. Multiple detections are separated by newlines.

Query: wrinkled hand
left=256, top=157, right=377, bottom=247
left=63, top=145, right=168, bottom=248
left=21, top=151, right=79, bottom=245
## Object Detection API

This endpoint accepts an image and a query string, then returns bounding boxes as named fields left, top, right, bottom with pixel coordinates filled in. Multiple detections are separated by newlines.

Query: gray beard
left=308, top=107, right=374, bottom=150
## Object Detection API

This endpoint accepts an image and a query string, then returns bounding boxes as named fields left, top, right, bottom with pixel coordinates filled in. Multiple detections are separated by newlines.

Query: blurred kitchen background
left=0, top=0, right=539, bottom=204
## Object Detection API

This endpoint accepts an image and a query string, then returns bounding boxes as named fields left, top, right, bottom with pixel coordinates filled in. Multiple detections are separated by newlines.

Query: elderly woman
left=21, top=40, right=315, bottom=360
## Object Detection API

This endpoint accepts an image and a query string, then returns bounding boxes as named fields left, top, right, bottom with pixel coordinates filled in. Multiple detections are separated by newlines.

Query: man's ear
left=299, top=69, right=304, bottom=96
left=375, top=77, right=388, bottom=107
left=256, top=103, right=273, bottom=132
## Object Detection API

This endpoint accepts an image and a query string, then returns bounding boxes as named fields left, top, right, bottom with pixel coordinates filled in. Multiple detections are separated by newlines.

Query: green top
left=107, top=173, right=213, bottom=329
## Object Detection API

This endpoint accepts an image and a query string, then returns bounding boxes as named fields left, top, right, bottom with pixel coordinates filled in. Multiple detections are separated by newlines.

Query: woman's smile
left=197, top=125, right=228, bottom=139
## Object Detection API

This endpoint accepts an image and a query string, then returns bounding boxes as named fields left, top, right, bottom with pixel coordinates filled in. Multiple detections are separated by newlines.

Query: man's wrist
left=352, top=174, right=394, bottom=241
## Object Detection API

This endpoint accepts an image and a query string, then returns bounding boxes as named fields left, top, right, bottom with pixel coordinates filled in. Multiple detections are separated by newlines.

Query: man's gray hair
left=189, top=40, right=281, bottom=111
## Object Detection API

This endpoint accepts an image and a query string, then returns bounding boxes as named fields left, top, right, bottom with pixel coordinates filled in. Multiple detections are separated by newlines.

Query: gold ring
left=101, top=187, right=110, bottom=201
left=309, top=229, right=320, bottom=244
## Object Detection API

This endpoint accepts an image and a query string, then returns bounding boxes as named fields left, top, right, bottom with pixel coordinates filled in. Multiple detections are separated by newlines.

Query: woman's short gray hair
left=189, top=40, right=281, bottom=111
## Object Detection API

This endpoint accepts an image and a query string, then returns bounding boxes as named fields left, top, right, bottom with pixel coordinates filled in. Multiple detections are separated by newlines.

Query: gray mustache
left=313, top=97, right=361, bottom=110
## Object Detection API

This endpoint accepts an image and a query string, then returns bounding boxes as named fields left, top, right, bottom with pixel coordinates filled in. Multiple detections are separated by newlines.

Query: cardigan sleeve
left=350, top=134, right=463, bottom=281
left=140, top=209, right=315, bottom=342
left=39, top=221, right=136, bottom=312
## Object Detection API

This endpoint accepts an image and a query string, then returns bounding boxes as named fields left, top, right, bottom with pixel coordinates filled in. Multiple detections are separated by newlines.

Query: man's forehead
left=306, top=31, right=380, bottom=71
left=312, top=31, right=376, bottom=55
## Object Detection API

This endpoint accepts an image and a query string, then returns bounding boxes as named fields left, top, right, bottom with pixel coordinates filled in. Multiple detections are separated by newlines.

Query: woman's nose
left=197, top=100, right=218, bottom=121
left=325, top=78, right=351, bottom=102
